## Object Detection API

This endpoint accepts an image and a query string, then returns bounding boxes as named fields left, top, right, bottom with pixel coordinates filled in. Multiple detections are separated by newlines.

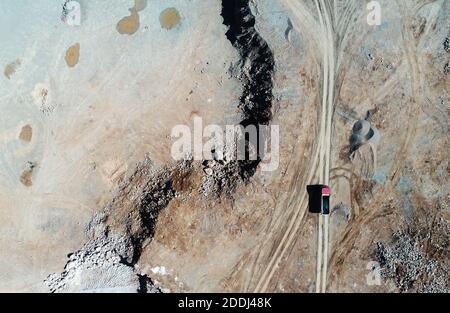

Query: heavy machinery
left=307, top=185, right=331, bottom=215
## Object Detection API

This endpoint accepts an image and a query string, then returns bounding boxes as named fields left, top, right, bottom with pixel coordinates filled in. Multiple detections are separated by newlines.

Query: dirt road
left=253, top=0, right=362, bottom=293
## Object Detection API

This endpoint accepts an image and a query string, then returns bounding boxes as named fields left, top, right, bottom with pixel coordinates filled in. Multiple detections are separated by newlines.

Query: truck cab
left=307, top=185, right=331, bottom=215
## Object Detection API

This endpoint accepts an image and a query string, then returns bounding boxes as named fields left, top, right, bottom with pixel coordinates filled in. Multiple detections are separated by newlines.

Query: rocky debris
left=444, top=36, right=450, bottom=53
left=332, top=202, right=352, bottom=222
left=204, top=167, right=213, bottom=176
left=129, top=178, right=176, bottom=262
left=199, top=160, right=242, bottom=198
left=101, top=158, right=193, bottom=265
left=44, top=235, right=145, bottom=293
left=375, top=213, right=449, bottom=293
left=45, top=158, right=192, bottom=292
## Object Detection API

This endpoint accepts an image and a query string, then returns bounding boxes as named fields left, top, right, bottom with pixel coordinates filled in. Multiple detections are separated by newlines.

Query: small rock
left=204, top=168, right=213, bottom=176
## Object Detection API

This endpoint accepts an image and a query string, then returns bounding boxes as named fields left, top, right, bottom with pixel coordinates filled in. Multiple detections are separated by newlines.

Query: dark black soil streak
left=137, top=274, right=161, bottom=293
left=221, top=0, right=275, bottom=179
left=128, top=180, right=176, bottom=264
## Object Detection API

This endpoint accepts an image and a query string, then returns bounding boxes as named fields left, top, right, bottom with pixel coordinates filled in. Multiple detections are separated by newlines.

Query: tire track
left=253, top=0, right=337, bottom=293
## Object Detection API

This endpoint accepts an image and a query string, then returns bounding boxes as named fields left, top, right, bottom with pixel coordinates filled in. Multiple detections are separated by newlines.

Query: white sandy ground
left=0, top=0, right=241, bottom=292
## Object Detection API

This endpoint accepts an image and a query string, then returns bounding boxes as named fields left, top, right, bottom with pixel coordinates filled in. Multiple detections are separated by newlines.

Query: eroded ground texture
left=0, top=0, right=448, bottom=293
